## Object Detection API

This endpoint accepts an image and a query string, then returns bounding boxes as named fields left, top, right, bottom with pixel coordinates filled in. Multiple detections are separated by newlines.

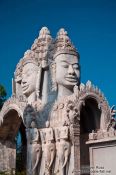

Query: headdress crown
left=54, top=28, right=79, bottom=58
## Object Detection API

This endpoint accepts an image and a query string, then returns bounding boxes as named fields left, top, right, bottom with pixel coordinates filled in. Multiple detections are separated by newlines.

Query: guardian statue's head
left=14, top=50, right=40, bottom=104
left=14, top=27, right=52, bottom=104
left=52, top=29, right=80, bottom=99
left=21, top=50, right=39, bottom=97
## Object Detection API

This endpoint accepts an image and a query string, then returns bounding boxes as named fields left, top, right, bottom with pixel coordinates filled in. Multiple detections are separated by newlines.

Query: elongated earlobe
left=50, top=62, right=57, bottom=91
left=36, top=65, right=42, bottom=100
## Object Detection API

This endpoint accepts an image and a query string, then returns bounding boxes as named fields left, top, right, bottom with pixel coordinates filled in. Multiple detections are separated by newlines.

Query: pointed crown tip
left=57, top=28, right=68, bottom=37
left=39, top=27, right=50, bottom=36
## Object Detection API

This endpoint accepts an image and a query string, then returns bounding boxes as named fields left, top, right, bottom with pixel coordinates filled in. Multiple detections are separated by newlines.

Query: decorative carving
left=110, top=105, right=116, bottom=117
left=14, top=50, right=39, bottom=83
left=0, top=96, right=26, bottom=125
left=20, top=50, right=40, bottom=103
left=89, top=130, right=97, bottom=140
left=40, top=127, right=55, bottom=175
left=53, top=29, right=80, bottom=100
left=50, top=62, right=57, bottom=91
left=54, top=126, right=71, bottom=175
left=31, top=27, right=52, bottom=58
left=88, top=127, right=116, bottom=141
left=50, top=95, right=79, bottom=127
left=26, top=125, right=41, bottom=175
left=14, top=59, right=23, bottom=82
left=66, top=100, right=80, bottom=125
left=23, top=104, right=38, bottom=128
left=14, top=27, right=53, bottom=105
left=54, top=28, right=79, bottom=57
left=106, top=106, right=116, bottom=132
left=77, top=81, right=111, bottom=130
left=22, top=50, right=39, bottom=67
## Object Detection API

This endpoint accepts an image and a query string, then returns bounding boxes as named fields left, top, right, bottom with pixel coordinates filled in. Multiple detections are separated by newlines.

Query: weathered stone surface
left=87, top=139, right=116, bottom=175
left=0, top=141, right=16, bottom=173
left=0, top=27, right=115, bottom=175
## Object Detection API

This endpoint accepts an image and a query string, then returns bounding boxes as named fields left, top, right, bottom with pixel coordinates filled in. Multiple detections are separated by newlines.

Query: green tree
left=0, top=84, right=7, bottom=109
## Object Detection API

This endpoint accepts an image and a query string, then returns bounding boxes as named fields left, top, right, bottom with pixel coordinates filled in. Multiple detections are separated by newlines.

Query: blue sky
left=0, top=0, right=116, bottom=106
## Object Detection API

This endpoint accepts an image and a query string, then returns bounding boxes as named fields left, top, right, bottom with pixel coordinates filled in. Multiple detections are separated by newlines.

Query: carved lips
left=22, top=84, right=29, bottom=91
left=65, top=76, right=77, bottom=82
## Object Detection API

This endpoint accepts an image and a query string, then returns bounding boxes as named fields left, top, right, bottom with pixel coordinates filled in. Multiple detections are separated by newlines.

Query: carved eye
left=73, top=64, right=79, bottom=69
left=61, top=63, right=68, bottom=68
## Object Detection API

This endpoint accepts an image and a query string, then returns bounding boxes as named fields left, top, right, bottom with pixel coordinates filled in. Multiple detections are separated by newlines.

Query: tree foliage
left=0, top=84, right=7, bottom=109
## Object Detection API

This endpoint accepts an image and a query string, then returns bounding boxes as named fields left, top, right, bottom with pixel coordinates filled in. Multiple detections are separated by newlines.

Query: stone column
left=69, top=124, right=80, bottom=175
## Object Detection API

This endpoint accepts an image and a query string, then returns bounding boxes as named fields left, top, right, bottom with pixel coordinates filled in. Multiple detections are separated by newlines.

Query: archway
left=0, top=109, right=27, bottom=174
left=80, top=97, right=101, bottom=175
left=16, top=121, right=27, bottom=174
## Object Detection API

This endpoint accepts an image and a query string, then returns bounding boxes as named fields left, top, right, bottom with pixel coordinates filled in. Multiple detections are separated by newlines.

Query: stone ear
left=50, top=62, right=57, bottom=91
left=36, top=66, right=42, bottom=99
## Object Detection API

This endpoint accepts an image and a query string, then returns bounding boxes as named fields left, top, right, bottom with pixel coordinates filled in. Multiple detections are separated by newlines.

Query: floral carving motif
left=66, top=100, right=80, bottom=125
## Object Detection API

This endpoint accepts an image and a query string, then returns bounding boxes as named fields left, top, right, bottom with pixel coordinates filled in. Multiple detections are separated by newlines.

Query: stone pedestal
left=87, top=137, right=116, bottom=175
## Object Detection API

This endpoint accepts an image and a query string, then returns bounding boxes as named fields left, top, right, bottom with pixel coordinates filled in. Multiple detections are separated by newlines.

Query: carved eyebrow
left=72, top=63, right=79, bottom=66
left=60, top=60, right=68, bottom=63
left=60, top=61, right=79, bottom=65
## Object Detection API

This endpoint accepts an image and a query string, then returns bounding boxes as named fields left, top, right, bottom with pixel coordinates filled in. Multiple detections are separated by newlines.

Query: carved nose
left=68, top=65, right=75, bottom=75
left=22, top=78, right=27, bottom=84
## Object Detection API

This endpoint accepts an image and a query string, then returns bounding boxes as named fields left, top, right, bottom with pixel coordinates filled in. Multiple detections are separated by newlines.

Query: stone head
left=21, top=63, right=38, bottom=97
left=52, top=28, right=80, bottom=92
left=54, top=51, right=80, bottom=91
left=21, top=50, right=39, bottom=97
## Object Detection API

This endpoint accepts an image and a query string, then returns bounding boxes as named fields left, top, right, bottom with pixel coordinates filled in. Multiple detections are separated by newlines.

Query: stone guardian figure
left=26, top=121, right=42, bottom=175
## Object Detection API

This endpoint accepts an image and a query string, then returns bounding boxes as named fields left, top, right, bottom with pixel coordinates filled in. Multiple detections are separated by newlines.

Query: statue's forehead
left=22, top=63, right=38, bottom=72
left=55, top=54, right=79, bottom=64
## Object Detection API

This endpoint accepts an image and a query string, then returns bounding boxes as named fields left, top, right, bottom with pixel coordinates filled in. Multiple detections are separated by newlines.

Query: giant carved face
left=21, top=63, right=38, bottom=97
left=55, top=53, right=80, bottom=90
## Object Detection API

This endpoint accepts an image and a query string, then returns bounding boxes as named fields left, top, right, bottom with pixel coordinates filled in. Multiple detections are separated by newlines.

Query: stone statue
left=55, top=126, right=71, bottom=175
left=53, top=29, right=80, bottom=101
left=49, top=28, right=80, bottom=127
left=31, top=27, right=53, bottom=104
left=14, top=49, right=42, bottom=105
left=23, top=104, right=37, bottom=128
left=0, top=27, right=113, bottom=175
left=26, top=121, right=42, bottom=175
left=40, top=125, right=55, bottom=175
left=15, top=27, right=52, bottom=105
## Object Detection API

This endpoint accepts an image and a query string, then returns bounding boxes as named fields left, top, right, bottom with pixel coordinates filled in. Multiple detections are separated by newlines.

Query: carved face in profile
left=21, top=63, right=38, bottom=97
left=55, top=53, right=80, bottom=90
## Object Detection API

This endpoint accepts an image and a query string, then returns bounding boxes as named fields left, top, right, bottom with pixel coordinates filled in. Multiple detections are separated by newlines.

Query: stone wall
left=0, top=141, right=16, bottom=173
